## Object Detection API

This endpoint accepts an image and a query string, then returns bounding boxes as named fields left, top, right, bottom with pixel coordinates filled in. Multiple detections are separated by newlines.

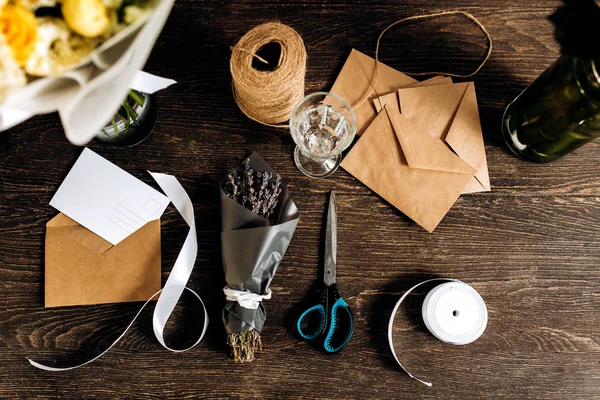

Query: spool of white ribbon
left=28, top=172, right=209, bottom=371
left=388, top=278, right=487, bottom=387
left=223, top=286, right=272, bottom=310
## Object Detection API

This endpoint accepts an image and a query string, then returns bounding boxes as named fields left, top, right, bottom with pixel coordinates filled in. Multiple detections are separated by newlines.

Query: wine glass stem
left=294, top=146, right=342, bottom=179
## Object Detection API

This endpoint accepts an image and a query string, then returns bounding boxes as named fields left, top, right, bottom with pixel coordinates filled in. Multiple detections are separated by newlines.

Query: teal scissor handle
left=295, top=285, right=354, bottom=353
left=323, top=298, right=354, bottom=353
left=296, top=304, right=326, bottom=340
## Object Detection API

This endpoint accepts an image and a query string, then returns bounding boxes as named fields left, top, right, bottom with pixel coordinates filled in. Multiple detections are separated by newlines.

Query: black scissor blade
left=324, top=191, right=337, bottom=286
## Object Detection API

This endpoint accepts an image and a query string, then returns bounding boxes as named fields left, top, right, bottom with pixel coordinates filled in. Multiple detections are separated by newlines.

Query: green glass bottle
left=502, top=55, right=600, bottom=162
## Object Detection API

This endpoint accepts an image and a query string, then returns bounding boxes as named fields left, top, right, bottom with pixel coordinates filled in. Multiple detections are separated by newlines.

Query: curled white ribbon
left=28, top=172, right=209, bottom=371
left=388, top=278, right=458, bottom=387
left=388, top=278, right=487, bottom=387
left=223, top=286, right=272, bottom=310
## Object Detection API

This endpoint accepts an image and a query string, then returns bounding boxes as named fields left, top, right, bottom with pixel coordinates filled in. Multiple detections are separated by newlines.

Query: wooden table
left=2, top=1, right=599, bottom=398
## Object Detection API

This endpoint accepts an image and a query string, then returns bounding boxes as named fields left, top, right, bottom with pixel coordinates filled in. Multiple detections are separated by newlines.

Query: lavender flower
left=223, top=161, right=282, bottom=225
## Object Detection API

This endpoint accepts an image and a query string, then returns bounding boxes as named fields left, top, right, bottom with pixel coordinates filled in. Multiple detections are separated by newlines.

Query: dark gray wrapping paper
left=220, top=153, right=300, bottom=334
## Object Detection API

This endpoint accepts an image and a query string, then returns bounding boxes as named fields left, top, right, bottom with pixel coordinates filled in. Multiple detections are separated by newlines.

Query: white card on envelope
left=50, top=148, right=170, bottom=245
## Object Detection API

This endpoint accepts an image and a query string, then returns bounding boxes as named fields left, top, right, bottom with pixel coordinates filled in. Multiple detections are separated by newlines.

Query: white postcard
left=50, top=148, right=170, bottom=245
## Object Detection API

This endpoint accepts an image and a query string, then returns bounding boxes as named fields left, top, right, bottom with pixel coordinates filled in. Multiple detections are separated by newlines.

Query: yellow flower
left=0, top=4, right=37, bottom=66
left=62, top=0, right=110, bottom=38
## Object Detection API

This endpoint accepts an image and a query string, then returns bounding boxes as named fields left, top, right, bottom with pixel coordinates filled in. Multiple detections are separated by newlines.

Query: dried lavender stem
left=227, top=330, right=263, bottom=363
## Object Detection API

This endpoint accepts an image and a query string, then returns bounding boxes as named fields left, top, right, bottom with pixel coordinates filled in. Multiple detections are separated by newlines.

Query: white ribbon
left=28, top=172, right=208, bottom=371
left=388, top=278, right=487, bottom=387
left=223, top=286, right=272, bottom=310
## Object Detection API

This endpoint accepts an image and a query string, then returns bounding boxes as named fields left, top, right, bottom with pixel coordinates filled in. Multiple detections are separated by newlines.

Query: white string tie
left=223, top=286, right=272, bottom=310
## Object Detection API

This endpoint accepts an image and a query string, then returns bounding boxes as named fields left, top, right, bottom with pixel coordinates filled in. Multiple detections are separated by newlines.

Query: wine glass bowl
left=289, top=92, right=357, bottom=178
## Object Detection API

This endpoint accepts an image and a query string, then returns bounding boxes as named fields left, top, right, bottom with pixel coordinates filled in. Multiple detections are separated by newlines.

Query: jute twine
left=353, top=10, right=493, bottom=109
left=230, top=22, right=306, bottom=128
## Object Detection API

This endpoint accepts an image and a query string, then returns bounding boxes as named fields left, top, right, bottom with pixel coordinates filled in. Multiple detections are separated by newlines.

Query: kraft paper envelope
left=398, top=82, right=491, bottom=193
left=45, top=213, right=161, bottom=307
left=330, top=49, right=418, bottom=135
left=341, top=107, right=475, bottom=232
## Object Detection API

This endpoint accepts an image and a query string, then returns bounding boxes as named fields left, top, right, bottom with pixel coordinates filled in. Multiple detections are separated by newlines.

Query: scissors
left=295, top=191, right=354, bottom=353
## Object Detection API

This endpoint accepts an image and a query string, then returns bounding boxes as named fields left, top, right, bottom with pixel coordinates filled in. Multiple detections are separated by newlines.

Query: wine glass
left=289, top=92, right=357, bottom=178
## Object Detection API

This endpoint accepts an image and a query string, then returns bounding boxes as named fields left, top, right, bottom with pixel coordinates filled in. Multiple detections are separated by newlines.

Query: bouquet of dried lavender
left=220, top=152, right=299, bottom=362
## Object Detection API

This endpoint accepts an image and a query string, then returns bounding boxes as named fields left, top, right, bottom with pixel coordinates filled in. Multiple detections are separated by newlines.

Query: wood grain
left=2, top=0, right=600, bottom=399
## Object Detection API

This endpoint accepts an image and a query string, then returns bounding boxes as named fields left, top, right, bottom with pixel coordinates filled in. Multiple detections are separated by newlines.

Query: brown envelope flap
left=47, top=213, right=113, bottom=254
left=462, top=178, right=488, bottom=194
left=374, top=77, right=454, bottom=114
left=445, top=82, right=491, bottom=191
left=101, top=219, right=161, bottom=291
left=352, top=49, right=417, bottom=95
left=330, top=49, right=378, bottom=107
left=341, top=111, right=473, bottom=232
left=398, top=82, right=469, bottom=140
left=412, top=76, right=454, bottom=87
left=374, top=92, right=399, bottom=114
left=386, top=107, right=476, bottom=175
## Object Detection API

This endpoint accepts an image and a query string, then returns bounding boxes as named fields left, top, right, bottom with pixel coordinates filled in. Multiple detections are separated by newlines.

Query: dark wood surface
left=2, top=1, right=599, bottom=399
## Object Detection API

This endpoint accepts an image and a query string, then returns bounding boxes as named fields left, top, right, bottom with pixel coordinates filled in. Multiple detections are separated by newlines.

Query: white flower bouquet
left=0, top=0, right=175, bottom=144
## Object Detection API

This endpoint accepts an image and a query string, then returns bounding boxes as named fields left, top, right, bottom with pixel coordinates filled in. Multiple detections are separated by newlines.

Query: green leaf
left=111, top=118, right=119, bottom=138
left=123, top=112, right=130, bottom=136
left=123, top=102, right=139, bottom=126
left=129, top=90, right=145, bottom=107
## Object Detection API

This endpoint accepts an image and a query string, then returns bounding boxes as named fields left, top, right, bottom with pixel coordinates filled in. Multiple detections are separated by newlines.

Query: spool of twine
left=230, top=22, right=307, bottom=128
